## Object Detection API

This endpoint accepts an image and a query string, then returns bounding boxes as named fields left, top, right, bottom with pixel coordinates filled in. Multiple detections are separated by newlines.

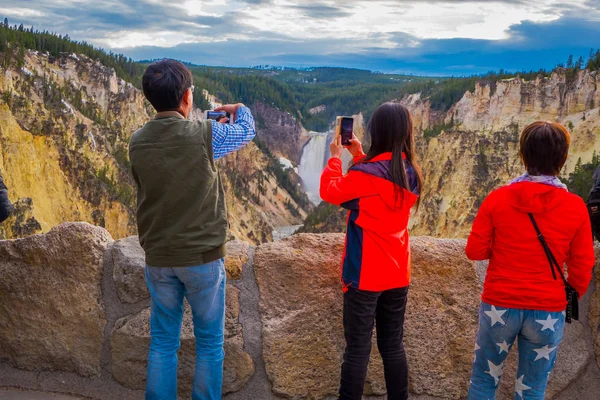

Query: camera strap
left=528, top=213, right=570, bottom=288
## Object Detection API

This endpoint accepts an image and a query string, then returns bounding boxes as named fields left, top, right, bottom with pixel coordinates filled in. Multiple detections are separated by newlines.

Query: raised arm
left=211, top=104, right=256, bottom=160
left=320, top=136, right=375, bottom=207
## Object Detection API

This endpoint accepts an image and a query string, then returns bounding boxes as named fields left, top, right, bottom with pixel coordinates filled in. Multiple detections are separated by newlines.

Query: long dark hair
left=363, top=102, right=423, bottom=208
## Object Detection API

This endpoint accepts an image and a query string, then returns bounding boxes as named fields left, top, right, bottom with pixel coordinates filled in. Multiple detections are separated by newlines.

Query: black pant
left=339, top=286, right=409, bottom=400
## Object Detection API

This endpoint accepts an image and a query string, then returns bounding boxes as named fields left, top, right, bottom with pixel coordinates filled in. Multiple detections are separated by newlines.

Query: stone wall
left=0, top=223, right=599, bottom=399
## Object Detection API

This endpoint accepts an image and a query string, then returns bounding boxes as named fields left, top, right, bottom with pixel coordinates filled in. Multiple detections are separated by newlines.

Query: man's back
left=134, top=59, right=255, bottom=400
left=130, top=112, right=227, bottom=268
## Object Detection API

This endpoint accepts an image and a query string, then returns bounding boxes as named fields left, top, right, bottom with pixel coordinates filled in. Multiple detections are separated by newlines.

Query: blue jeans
left=144, top=258, right=226, bottom=400
left=468, top=301, right=565, bottom=400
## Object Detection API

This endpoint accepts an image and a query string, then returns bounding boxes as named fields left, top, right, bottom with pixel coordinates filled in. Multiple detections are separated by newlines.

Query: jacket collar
left=368, top=152, right=406, bottom=162
left=154, top=111, right=185, bottom=120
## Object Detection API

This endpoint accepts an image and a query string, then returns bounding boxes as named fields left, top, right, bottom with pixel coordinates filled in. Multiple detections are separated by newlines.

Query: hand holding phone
left=345, top=136, right=364, bottom=158
left=215, top=103, right=245, bottom=123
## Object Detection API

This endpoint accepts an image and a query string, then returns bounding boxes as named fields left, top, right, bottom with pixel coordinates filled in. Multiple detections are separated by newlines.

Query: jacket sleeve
left=565, top=205, right=595, bottom=298
left=465, top=195, right=494, bottom=260
left=0, top=172, right=13, bottom=223
left=320, top=158, right=376, bottom=207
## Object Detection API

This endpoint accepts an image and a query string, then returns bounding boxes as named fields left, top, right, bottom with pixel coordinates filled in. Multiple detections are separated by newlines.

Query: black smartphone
left=340, top=116, right=354, bottom=146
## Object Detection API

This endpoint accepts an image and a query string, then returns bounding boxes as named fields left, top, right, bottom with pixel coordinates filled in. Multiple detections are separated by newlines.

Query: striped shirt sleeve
left=211, top=106, right=256, bottom=160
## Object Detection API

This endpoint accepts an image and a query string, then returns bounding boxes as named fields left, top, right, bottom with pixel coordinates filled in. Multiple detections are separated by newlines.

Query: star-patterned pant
left=467, top=301, right=565, bottom=400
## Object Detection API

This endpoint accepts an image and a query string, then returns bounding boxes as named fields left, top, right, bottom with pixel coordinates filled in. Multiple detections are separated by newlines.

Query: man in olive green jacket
left=129, top=59, right=255, bottom=400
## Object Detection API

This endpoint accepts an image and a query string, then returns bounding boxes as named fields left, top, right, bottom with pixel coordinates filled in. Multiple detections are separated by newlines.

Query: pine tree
left=566, top=54, right=574, bottom=69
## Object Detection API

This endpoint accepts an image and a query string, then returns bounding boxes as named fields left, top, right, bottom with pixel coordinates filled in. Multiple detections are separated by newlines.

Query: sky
left=1, top=0, right=599, bottom=76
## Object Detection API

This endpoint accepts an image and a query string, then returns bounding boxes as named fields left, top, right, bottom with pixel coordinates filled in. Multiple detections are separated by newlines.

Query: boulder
left=225, top=240, right=250, bottom=280
left=254, top=233, right=369, bottom=399
left=404, top=237, right=481, bottom=398
left=110, top=236, right=147, bottom=304
left=110, top=285, right=254, bottom=395
left=254, top=234, right=593, bottom=399
left=109, top=238, right=250, bottom=304
left=0, top=222, right=112, bottom=376
left=253, top=234, right=480, bottom=399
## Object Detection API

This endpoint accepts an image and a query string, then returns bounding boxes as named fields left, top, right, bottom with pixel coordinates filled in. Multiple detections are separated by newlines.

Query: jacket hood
left=368, top=178, right=418, bottom=210
left=506, top=182, right=566, bottom=214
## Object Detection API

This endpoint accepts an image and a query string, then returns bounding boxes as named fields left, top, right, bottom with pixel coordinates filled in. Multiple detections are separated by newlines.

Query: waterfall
left=298, top=132, right=329, bottom=204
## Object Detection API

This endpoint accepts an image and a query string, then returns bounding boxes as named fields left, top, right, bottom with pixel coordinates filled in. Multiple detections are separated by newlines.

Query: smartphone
left=204, top=110, right=230, bottom=123
left=336, top=116, right=354, bottom=146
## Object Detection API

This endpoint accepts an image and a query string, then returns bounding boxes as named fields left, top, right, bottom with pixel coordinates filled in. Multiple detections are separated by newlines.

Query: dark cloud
left=288, top=4, right=353, bottom=19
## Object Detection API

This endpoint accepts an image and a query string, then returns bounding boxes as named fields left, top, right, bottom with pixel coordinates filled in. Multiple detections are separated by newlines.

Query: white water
left=298, top=131, right=329, bottom=204
left=87, top=132, right=97, bottom=151
left=272, top=225, right=303, bottom=241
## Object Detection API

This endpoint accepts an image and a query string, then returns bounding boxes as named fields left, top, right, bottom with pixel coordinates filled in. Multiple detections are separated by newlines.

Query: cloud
left=0, top=0, right=598, bottom=75
left=288, top=3, right=353, bottom=19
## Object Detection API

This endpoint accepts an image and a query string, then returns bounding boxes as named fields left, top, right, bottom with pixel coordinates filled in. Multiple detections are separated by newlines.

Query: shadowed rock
left=110, top=236, right=147, bottom=304
left=109, top=238, right=250, bottom=304
left=110, top=285, right=254, bottom=396
left=225, top=240, right=250, bottom=280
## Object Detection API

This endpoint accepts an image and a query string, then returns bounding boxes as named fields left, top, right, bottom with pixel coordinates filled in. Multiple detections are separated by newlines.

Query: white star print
left=474, top=342, right=481, bottom=362
left=484, top=305, right=507, bottom=326
left=535, top=315, right=559, bottom=332
left=533, top=345, right=558, bottom=361
left=496, top=340, right=510, bottom=354
left=486, top=360, right=504, bottom=386
left=515, top=375, right=531, bottom=398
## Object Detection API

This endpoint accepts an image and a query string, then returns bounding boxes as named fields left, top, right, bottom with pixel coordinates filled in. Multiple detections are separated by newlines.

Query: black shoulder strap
left=528, top=213, right=569, bottom=286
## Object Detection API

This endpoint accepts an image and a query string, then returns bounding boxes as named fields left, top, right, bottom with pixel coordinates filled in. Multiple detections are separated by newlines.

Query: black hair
left=363, top=102, right=423, bottom=208
left=520, top=121, right=570, bottom=176
left=142, top=59, right=193, bottom=112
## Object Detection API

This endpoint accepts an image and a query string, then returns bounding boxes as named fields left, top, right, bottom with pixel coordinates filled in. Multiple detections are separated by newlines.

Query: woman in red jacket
left=466, top=121, right=595, bottom=399
left=320, top=103, right=423, bottom=400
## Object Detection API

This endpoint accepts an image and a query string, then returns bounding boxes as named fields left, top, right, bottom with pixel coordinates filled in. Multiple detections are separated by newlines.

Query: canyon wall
left=300, top=70, right=600, bottom=237
left=0, top=50, right=309, bottom=243
left=407, top=70, right=600, bottom=237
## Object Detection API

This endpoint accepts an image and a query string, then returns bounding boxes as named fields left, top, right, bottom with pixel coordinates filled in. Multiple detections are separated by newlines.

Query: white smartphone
left=204, top=110, right=230, bottom=123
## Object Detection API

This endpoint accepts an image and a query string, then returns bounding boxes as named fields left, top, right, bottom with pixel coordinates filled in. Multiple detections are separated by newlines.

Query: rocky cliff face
left=251, top=100, right=310, bottom=165
left=0, top=51, right=147, bottom=239
left=0, top=50, right=308, bottom=243
left=302, top=70, right=600, bottom=237
left=407, top=69, right=600, bottom=237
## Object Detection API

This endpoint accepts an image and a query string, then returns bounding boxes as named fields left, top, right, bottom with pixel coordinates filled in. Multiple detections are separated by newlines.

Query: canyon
left=299, top=69, right=600, bottom=236
left=3, top=50, right=598, bottom=242
left=408, top=69, right=600, bottom=237
left=0, top=50, right=309, bottom=244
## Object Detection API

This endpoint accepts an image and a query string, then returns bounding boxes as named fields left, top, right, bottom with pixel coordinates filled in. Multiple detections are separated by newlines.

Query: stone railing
left=0, top=223, right=598, bottom=400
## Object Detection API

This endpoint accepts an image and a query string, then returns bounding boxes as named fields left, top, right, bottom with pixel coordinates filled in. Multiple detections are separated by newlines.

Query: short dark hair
left=142, top=59, right=193, bottom=112
left=520, top=121, right=571, bottom=176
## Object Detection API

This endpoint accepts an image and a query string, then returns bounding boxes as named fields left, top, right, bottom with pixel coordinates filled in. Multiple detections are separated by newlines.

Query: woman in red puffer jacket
left=320, top=103, right=423, bottom=400
left=466, top=121, right=595, bottom=399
